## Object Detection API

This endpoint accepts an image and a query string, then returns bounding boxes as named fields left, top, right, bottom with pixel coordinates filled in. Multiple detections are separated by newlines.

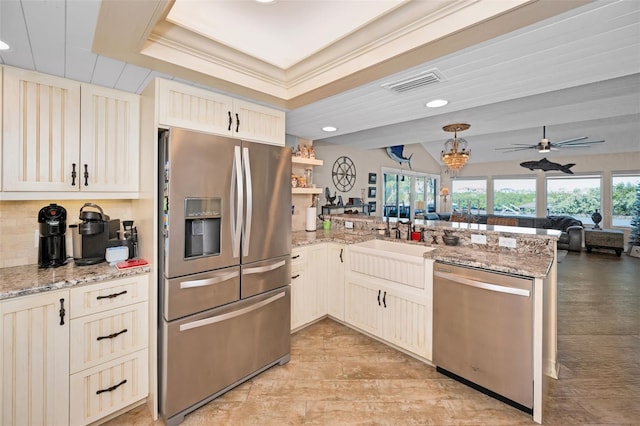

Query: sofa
left=433, top=213, right=583, bottom=252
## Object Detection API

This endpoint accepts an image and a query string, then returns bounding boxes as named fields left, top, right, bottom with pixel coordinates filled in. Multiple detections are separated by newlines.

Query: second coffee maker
left=70, top=203, right=120, bottom=265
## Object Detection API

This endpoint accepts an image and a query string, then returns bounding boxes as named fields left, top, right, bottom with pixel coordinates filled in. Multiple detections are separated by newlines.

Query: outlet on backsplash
left=471, top=234, right=487, bottom=244
left=499, top=237, right=517, bottom=248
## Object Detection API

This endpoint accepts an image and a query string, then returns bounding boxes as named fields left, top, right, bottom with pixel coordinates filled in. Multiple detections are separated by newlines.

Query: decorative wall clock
left=332, top=156, right=356, bottom=192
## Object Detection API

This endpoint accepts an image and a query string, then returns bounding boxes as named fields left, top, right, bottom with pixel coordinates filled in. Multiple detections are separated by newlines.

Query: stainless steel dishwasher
left=433, top=261, right=534, bottom=413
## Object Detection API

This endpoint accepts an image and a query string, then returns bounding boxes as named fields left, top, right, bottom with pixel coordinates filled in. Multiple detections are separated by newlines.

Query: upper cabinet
left=80, top=84, right=140, bottom=192
left=157, top=79, right=285, bottom=146
left=1, top=67, right=140, bottom=199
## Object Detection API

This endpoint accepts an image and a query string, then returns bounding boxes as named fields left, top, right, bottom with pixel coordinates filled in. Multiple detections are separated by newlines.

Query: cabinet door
left=307, top=243, right=328, bottom=321
left=326, top=243, right=346, bottom=321
left=344, top=276, right=383, bottom=338
left=2, top=67, right=80, bottom=191
left=0, top=290, right=70, bottom=426
left=233, top=99, right=285, bottom=146
left=80, top=84, right=140, bottom=192
left=383, top=291, right=431, bottom=359
left=290, top=247, right=309, bottom=331
left=157, top=79, right=233, bottom=135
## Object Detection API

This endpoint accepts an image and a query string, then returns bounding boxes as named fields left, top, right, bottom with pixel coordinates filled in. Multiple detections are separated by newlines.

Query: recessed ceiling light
left=322, top=126, right=338, bottom=132
left=255, top=0, right=275, bottom=3
left=0, top=40, right=10, bottom=51
left=426, top=99, right=448, bottom=108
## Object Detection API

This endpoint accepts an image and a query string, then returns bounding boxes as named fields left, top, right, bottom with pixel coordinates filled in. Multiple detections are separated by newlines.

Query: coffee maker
left=70, top=203, right=120, bottom=266
left=38, top=203, right=68, bottom=268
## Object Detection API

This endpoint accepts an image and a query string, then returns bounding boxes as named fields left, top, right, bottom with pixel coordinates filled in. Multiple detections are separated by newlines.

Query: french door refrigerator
left=158, top=128, right=292, bottom=426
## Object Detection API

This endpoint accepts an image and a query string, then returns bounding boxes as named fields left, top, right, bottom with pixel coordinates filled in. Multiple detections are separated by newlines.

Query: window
left=382, top=168, right=437, bottom=221
left=451, top=179, right=486, bottom=214
left=546, top=175, right=601, bottom=225
left=493, top=178, right=536, bottom=216
left=612, top=174, right=640, bottom=227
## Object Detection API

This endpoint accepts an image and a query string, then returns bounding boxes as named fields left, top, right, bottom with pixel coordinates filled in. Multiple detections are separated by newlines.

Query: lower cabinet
left=290, top=245, right=327, bottom=331
left=0, top=289, right=70, bottom=426
left=345, top=266, right=433, bottom=360
left=0, top=274, right=150, bottom=426
left=326, top=243, right=346, bottom=321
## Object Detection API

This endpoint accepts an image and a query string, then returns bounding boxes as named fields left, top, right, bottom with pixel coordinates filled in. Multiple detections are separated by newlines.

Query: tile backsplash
left=0, top=200, right=134, bottom=268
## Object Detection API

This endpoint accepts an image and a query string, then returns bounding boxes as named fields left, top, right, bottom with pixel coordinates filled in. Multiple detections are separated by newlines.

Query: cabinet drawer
left=291, top=248, right=307, bottom=266
left=70, top=349, right=148, bottom=426
left=70, top=302, right=148, bottom=373
left=70, top=274, right=148, bottom=318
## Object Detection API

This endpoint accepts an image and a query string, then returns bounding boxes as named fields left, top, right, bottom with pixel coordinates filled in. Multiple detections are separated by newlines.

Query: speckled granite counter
left=0, top=261, right=151, bottom=300
left=292, top=229, right=554, bottom=278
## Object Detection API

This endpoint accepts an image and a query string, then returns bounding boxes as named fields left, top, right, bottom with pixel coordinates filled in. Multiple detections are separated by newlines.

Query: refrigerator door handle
left=179, top=271, right=240, bottom=289
left=242, top=146, right=252, bottom=257
left=231, top=146, right=243, bottom=258
left=243, top=259, right=286, bottom=275
left=179, top=291, right=285, bottom=331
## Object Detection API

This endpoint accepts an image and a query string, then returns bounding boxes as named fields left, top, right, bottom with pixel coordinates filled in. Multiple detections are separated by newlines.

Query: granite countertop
left=0, top=260, right=151, bottom=301
left=292, top=229, right=554, bottom=278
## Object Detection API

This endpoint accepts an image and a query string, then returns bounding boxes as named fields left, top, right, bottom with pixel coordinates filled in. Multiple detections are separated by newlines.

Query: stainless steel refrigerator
left=158, top=128, right=292, bottom=426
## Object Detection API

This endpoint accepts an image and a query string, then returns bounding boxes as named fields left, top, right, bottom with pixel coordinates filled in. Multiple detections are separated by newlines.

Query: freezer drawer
left=160, top=286, right=290, bottom=423
left=241, top=255, right=291, bottom=299
left=163, top=266, right=240, bottom=321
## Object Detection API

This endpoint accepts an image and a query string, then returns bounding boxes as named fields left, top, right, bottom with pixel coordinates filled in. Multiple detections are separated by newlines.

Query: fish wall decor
left=386, top=145, right=412, bottom=169
left=520, top=157, right=575, bottom=174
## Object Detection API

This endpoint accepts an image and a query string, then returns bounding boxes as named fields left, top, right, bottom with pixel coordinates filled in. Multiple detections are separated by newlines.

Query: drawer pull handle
left=59, top=298, right=66, bottom=325
left=291, top=274, right=300, bottom=279
left=97, top=328, right=128, bottom=341
left=97, top=290, right=128, bottom=300
left=96, top=379, right=127, bottom=395
left=292, top=254, right=300, bottom=259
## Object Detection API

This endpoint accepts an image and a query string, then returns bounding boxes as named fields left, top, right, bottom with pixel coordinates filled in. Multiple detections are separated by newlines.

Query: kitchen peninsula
left=291, top=215, right=559, bottom=424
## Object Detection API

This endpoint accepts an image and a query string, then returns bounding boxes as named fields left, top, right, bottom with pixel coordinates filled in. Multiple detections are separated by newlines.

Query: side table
left=584, top=228, right=624, bottom=256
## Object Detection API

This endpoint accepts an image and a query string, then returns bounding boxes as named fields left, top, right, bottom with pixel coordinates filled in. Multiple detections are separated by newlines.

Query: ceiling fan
left=496, top=126, right=605, bottom=153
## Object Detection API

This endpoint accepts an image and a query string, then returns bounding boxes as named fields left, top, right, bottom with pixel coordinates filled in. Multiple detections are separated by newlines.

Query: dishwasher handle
left=434, top=270, right=530, bottom=297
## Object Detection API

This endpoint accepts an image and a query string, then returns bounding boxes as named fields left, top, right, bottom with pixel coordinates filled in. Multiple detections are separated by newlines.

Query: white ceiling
left=0, top=0, right=638, bottom=167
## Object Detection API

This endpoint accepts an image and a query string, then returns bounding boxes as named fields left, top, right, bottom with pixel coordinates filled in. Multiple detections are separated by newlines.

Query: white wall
left=312, top=142, right=440, bottom=219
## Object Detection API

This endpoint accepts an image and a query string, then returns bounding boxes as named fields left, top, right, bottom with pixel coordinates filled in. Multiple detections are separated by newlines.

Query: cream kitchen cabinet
left=0, top=289, right=70, bottom=426
left=326, top=243, right=346, bottom=321
left=1, top=67, right=140, bottom=198
left=157, top=78, right=285, bottom=145
left=290, top=245, right=327, bottom=331
left=0, top=273, right=149, bottom=426
left=345, top=259, right=434, bottom=360
left=68, top=274, right=149, bottom=425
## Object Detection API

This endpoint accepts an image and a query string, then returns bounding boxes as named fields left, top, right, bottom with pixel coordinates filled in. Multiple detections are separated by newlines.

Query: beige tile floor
left=107, top=249, right=639, bottom=425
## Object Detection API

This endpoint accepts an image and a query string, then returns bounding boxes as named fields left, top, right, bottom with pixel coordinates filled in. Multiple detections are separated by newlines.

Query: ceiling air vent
left=381, top=69, right=446, bottom=94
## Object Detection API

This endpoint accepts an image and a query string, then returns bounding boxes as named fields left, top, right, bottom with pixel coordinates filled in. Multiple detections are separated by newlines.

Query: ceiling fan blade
left=553, top=136, right=588, bottom=145
left=496, top=146, right=537, bottom=152
left=557, top=139, right=605, bottom=147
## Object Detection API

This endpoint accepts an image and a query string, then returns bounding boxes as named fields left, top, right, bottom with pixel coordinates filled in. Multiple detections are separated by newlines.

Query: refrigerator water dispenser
left=184, top=197, right=221, bottom=258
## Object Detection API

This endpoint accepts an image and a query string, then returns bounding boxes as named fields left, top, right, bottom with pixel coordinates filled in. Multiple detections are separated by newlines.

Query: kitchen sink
left=352, top=239, right=435, bottom=258
left=349, top=239, right=434, bottom=288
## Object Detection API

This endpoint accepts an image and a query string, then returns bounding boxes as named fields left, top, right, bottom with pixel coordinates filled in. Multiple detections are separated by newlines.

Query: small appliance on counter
left=121, top=220, right=138, bottom=259
left=38, top=203, right=68, bottom=268
left=70, top=203, right=120, bottom=266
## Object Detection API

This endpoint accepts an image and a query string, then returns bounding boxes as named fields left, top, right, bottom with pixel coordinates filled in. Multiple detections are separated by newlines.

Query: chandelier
left=441, top=123, right=471, bottom=173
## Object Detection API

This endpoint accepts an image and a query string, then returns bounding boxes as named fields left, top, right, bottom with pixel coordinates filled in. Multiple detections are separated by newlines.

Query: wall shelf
left=292, top=157, right=323, bottom=166
left=292, top=187, right=323, bottom=195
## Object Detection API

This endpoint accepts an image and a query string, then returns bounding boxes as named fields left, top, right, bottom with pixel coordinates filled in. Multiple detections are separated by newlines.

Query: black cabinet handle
left=96, top=379, right=127, bottom=395
left=97, top=328, right=128, bottom=341
left=292, top=255, right=300, bottom=259
left=377, top=289, right=381, bottom=306
left=71, top=163, right=77, bottom=186
left=383, top=291, right=387, bottom=308
left=228, top=111, right=232, bottom=131
left=291, top=274, right=300, bottom=279
left=235, top=113, right=240, bottom=132
left=83, top=164, right=89, bottom=186
left=59, top=298, right=66, bottom=325
left=96, top=290, right=127, bottom=300
left=339, top=248, right=343, bottom=263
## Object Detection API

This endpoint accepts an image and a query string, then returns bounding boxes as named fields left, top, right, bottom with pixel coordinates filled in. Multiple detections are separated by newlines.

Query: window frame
left=381, top=167, right=438, bottom=222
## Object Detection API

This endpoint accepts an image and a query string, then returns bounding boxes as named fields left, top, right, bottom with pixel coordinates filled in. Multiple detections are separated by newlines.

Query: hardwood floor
left=107, top=250, right=639, bottom=425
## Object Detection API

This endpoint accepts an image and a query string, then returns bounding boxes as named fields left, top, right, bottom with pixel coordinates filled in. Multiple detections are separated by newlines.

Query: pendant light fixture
left=441, top=123, right=471, bottom=174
